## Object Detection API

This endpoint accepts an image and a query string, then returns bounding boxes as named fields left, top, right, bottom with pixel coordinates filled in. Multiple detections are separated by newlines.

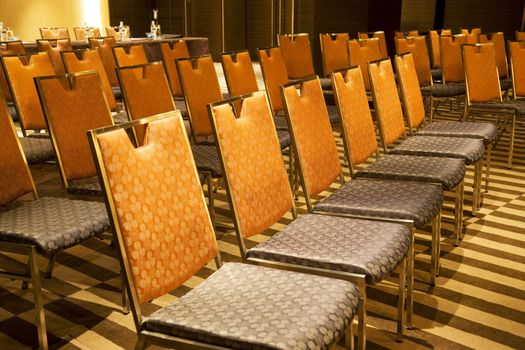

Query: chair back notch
left=395, top=53, right=426, bottom=131
left=113, top=44, right=148, bottom=68
left=278, top=33, right=315, bottom=79
left=257, top=47, right=289, bottom=113
left=36, top=39, right=72, bottom=74
left=0, top=40, right=26, bottom=102
left=439, top=34, right=467, bottom=83
left=395, top=36, right=432, bottom=85
left=358, top=31, right=388, bottom=59
left=462, top=43, right=502, bottom=104
left=319, top=33, right=350, bottom=77
left=347, top=38, right=382, bottom=90
left=160, top=40, right=190, bottom=97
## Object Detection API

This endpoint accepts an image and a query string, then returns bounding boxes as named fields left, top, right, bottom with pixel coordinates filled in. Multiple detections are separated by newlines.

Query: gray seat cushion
left=431, top=68, right=442, bottom=81
left=327, top=104, right=340, bottom=125
left=314, top=179, right=443, bottom=229
left=191, top=144, right=222, bottom=178
left=112, top=110, right=129, bottom=124
left=19, top=137, right=55, bottom=164
left=0, top=197, right=109, bottom=257
left=319, top=77, right=333, bottom=90
left=174, top=98, right=188, bottom=118
left=470, top=100, right=525, bottom=116
left=68, top=177, right=102, bottom=196
left=247, top=214, right=410, bottom=285
left=417, top=121, right=498, bottom=145
left=143, top=262, right=358, bottom=350
left=277, top=129, right=291, bottom=149
left=500, top=79, right=512, bottom=91
left=355, top=154, right=465, bottom=191
left=390, top=136, right=484, bottom=165
left=112, top=86, right=122, bottom=100
left=273, top=113, right=289, bottom=130
left=420, top=83, right=465, bottom=97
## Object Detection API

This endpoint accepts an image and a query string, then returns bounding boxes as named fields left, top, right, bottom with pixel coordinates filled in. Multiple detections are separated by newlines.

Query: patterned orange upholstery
left=320, top=33, right=350, bottom=77
left=509, top=41, right=525, bottom=98
left=282, top=78, right=341, bottom=196
left=462, top=44, right=501, bottom=103
left=461, top=28, right=481, bottom=44
left=221, top=51, right=259, bottom=114
left=62, top=50, right=117, bottom=111
left=440, top=34, right=467, bottom=83
left=258, top=48, right=289, bottom=112
left=429, top=30, right=450, bottom=68
left=395, top=54, right=426, bottom=129
left=106, top=26, right=130, bottom=39
left=113, top=45, right=148, bottom=68
left=118, top=63, right=175, bottom=144
left=90, top=37, right=119, bottom=87
left=177, top=55, right=222, bottom=137
left=478, top=32, right=508, bottom=78
left=2, top=53, right=55, bottom=131
left=37, top=72, right=113, bottom=181
left=40, top=27, right=70, bottom=40
left=211, top=92, right=293, bottom=238
left=278, top=34, right=315, bottom=79
left=37, top=39, right=72, bottom=74
left=368, top=59, right=406, bottom=145
left=73, top=27, right=101, bottom=40
left=517, top=31, right=525, bottom=41
left=160, top=41, right=190, bottom=97
left=395, top=36, right=431, bottom=85
left=358, top=31, right=388, bottom=59
left=347, top=38, right=382, bottom=90
left=0, top=41, right=26, bottom=102
left=95, top=114, right=218, bottom=304
left=0, top=95, right=35, bottom=205
left=332, top=68, right=378, bottom=166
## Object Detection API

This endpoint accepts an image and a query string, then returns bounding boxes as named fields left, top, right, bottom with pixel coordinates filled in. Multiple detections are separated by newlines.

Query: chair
left=440, top=34, right=467, bottom=85
left=428, top=29, right=451, bottom=69
left=319, top=33, right=350, bottom=77
left=277, top=33, right=315, bottom=79
left=478, top=32, right=512, bottom=90
left=35, top=71, right=116, bottom=195
left=89, top=37, right=120, bottom=93
left=36, top=39, right=72, bottom=74
left=347, top=38, right=381, bottom=91
left=461, top=28, right=481, bottom=44
left=0, top=40, right=25, bottom=103
left=462, top=43, right=525, bottom=168
left=159, top=40, right=190, bottom=115
left=508, top=41, right=525, bottom=100
left=61, top=50, right=118, bottom=112
left=516, top=31, right=525, bottom=40
left=368, top=58, right=484, bottom=235
left=112, top=44, right=148, bottom=68
left=106, top=25, right=130, bottom=39
left=89, top=111, right=358, bottom=350
left=395, top=30, right=419, bottom=38
left=0, top=53, right=55, bottom=135
left=39, top=27, right=70, bottom=40
left=73, top=26, right=101, bottom=40
left=0, top=92, right=109, bottom=350
left=395, top=53, right=497, bottom=202
left=358, top=31, right=388, bottom=59
left=209, top=91, right=407, bottom=349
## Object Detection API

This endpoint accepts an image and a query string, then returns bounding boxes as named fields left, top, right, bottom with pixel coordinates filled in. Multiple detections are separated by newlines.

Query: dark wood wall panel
left=156, top=0, right=185, bottom=36
left=443, top=0, right=525, bottom=38
left=246, top=0, right=273, bottom=56
left=225, top=0, right=247, bottom=52
left=189, top=0, right=222, bottom=57
left=109, top=0, right=150, bottom=38
left=400, top=0, right=436, bottom=32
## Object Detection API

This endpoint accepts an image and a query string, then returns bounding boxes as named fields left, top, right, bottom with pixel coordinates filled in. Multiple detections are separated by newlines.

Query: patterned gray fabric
left=112, top=86, right=122, bottom=100
left=500, top=79, right=512, bottom=91
left=7, top=104, right=17, bottom=122
left=19, top=137, right=55, bottom=164
left=174, top=98, right=188, bottom=118
left=356, top=154, right=465, bottom=191
left=247, top=214, right=410, bottom=285
left=319, top=77, right=333, bottom=90
left=191, top=144, right=222, bottom=178
left=421, top=83, right=465, bottom=97
left=470, top=100, right=525, bottom=116
left=277, top=129, right=291, bottom=150
left=143, top=262, right=359, bottom=350
left=417, top=121, right=498, bottom=144
left=314, top=179, right=443, bottom=229
left=390, top=136, right=484, bottom=165
left=431, top=68, right=442, bottom=81
left=112, top=110, right=129, bottom=124
left=0, top=197, right=109, bottom=257
left=273, top=114, right=289, bottom=131
left=327, top=104, right=340, bottom=125
left=68, top=177, right=102, bottom=196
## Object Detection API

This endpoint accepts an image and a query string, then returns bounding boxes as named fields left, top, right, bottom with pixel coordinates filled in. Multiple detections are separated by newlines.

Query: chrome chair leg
left=357, top=279, right=366, bottom=350
left=508, top=113, right=516, bottom=169
left=29, top=247, right=48, bottom=350
left=396, top=256, right=406, bottom=342
left=454, top=181, right=464, bottom=246
left=44, top=254, right=56, bottom=279
left=406, top=228, right=415, bottom=329
left=430, top=216, right=439, bottom=285
left=485, top=143, right=492, bottom=193
left=345, top=318, right=355, bottom=350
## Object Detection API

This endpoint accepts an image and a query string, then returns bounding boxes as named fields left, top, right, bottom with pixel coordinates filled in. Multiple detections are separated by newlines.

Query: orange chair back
left=278, top=33, right=315, bottom=79
left=347, top=38, right=381, bottom=90
left=37, top=39, right=72, bottom=74
left=220, top=50, right=259, bottom=114
left=517, top=31, right=525, bottom=41
left=332, top=67, right=378, bottom=168
left=113, top=45, right=148, bottom=67
left=1, top=53, right=55, bottom=132
left=40, top=27, right=70, bottom=40
left=90, top=37, right=118, bottom=86
left=462, top=44, right=502, bottom=104
left=210, top=92, right=293, bottom=238
left=368, top=59, right=407, bottom=146
left=395, top=54, right=426, bottom=131
left=319, top=33, right=349, bottom=77
left=0, top=95, right=36, bottom=205
left=0, top=41, right=26, bottom=102
left=106, top=25, right=130, bottom=39
left=429, top=29, right=451, bottom=68
left=509, top=41, right=525, bottom=98
left=62, top=50, right=117, bottom=111
left=358, top=31, right=388, bottom=59
left=395, top=36, right=431, bottom=85
left=282, top=77, right=342, bottom=197
left=117, top=63, right=175, bottom=144
left=177, top=55, right=222, bottom=138
left=478, top=32, right=508, bottom=78
left=440, top=34, right=467, bottom=83
left=73, top=27, right=101, bottom=40
left=91, top=113, right=218, bottom=305
left=36, top=72, right=113, bottom=183
left=461, top=28, right=481, bottom=44
left=160, top=41, right=190, bottom=97
left=258, top=47, right=289, bottom=112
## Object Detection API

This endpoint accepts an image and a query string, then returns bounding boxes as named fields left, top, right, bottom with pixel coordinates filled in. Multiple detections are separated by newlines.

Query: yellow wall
left=0, top=0, right=109, bottom=41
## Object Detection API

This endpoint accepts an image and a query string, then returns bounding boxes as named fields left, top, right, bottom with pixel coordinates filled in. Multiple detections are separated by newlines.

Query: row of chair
left=39, top=25, right=130, bottom=41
